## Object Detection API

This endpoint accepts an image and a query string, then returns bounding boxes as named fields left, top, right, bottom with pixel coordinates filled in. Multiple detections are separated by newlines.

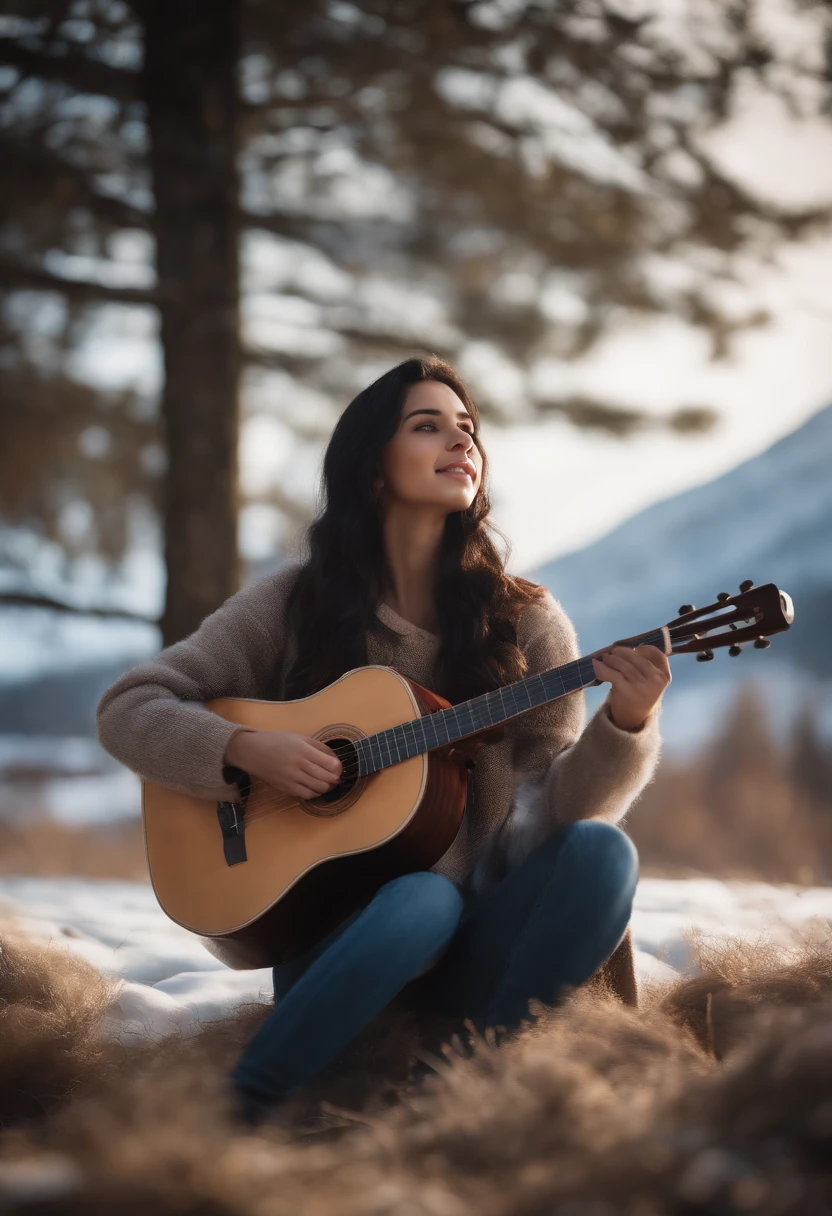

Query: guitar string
left=217, top=620, right=728, bottom=825
left=232, top=704, right=492, bottom=805
left=237, top=661, right=620, bottom=831
left=236, top=676, right=556, bottom=824
left=236, top=660, right=626, bottom=827
left=235, top=648, right=606, bottom=803
left=206, top=616, right=760, bottom=841
left=237, top=707, right=503, bottom=824
left=233, top=671, right=579, bottom=810
left=234, top=629, right=665, bottom=804
left=231, top=657, right=606, bottom=827
left=220, top=624, right=681, bottom=821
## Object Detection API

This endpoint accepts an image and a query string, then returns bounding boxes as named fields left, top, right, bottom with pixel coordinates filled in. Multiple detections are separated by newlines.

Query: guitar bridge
left=216, top=767, right=251, bottom=866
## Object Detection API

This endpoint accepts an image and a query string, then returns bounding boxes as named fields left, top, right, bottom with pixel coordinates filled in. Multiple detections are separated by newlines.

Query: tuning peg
left=729, top=644, right=742, bottom=656
left=739, top=579, right=754, bottom=593
left=753, top=637, right=771, bottom=649
left=696, top=650, right=715, bottom=662
left=717, top=592, right=731, bottom=602
left=678, top=604, right=695, bottom=615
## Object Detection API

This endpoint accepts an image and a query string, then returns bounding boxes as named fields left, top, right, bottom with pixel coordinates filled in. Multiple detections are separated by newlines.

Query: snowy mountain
left=533, top=402, right=832, bottom=752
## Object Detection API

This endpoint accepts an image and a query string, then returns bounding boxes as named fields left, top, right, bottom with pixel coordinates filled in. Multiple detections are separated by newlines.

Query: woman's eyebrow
left=402, top=408, right=473, bottom=423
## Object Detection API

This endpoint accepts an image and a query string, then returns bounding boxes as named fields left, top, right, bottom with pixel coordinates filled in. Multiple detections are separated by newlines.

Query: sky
left=485, top=233, right=832, bottom=572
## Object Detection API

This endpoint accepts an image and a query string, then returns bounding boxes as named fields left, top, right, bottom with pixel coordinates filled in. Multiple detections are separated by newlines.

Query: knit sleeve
left=510, top=588, right=663, bottom=829
left=95, top=561, right=302, bottom=803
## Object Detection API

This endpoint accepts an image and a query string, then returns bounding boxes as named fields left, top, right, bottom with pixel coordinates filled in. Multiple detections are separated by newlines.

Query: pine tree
left=788, top=697, right=832, bottom=816
left=140, top=0, right=244, bottom=642
left=2, top=0, right=830, bottom=640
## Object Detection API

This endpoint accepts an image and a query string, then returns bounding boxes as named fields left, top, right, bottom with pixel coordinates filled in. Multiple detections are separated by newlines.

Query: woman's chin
left=439, top=490, right=477, bottom=513
left=399, top=481, right=478, bottom=511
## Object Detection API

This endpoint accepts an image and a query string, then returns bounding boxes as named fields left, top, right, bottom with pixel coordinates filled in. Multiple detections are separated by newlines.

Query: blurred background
left=2, top=0, right=831, bottom=887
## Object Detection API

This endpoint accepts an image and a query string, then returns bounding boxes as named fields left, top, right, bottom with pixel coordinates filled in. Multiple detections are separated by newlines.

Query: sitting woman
left=96, top=356, right=670, bottom=1126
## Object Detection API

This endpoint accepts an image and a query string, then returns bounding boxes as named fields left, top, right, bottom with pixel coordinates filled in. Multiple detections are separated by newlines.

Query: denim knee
left=271, top=873, right=462, bottom=1003
left=373, top=871, right=464, bottom=950
left=558, top=819, right=639, bottom=894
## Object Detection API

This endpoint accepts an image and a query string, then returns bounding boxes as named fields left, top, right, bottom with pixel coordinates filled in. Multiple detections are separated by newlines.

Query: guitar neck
left=356, top=625, right=668, bottom=776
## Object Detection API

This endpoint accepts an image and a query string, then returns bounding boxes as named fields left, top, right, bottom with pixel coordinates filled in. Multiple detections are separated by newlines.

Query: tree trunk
left=141, top=0, right=242, bottom=647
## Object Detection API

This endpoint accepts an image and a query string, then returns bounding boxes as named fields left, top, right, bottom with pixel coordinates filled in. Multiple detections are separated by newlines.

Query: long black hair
left=281, top=355, right=547, bottom=705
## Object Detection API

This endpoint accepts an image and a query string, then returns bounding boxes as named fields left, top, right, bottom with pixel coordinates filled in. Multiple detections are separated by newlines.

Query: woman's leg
left=270, top=905, right=364, bottom=1004
left=405, top=820, right=639, bottom=1036
left=229, top=870, right=463, bottom=1112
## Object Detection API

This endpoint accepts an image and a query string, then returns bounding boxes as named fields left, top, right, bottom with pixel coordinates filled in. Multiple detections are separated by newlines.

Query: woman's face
left=380, top=379, right=483, bottom=514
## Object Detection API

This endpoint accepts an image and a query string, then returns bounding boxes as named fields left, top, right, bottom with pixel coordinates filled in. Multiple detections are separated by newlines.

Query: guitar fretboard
left=354, top=626, right=666, bottom=776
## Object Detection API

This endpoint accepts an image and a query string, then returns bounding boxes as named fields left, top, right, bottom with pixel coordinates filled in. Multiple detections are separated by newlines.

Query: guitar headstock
left=666, top=580, right=794, bottom=661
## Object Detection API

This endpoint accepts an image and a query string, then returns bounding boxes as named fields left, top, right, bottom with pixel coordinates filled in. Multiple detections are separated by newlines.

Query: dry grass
left=0, top=816, right=146, bottom=880
left=2, top=922, right=832, bottom=1213
left=0, top=927, right=121, bottom=1127
left=628, top=686, right=832, bottom=886
left=629, top=759, right=831, bottom=885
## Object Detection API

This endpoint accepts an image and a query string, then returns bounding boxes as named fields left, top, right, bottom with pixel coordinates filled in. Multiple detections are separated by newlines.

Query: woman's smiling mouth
left=437, top=460, right=476, bottom=480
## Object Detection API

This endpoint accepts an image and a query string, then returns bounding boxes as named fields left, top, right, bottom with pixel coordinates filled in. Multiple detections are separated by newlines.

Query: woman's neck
left=381, top=504, right=445, bottom=634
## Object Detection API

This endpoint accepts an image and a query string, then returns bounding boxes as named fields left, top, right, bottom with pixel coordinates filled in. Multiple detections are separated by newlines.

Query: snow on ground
left=1, top=875, right=831, bottom=1044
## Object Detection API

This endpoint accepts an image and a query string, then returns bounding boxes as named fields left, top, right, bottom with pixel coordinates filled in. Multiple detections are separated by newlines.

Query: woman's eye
left=415, top=423, right=475, bottom=436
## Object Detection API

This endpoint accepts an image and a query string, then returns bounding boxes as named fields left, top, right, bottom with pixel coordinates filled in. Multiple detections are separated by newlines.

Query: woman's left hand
left=591, top=644, right=671, bottom=732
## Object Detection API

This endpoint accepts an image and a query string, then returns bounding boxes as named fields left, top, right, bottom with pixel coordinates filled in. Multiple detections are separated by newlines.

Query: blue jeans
left=229, top=819, right=638, bottom=1109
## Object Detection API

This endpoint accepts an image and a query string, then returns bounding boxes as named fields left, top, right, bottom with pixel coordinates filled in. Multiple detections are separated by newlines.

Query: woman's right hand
left=224, top=729, right=343, bottom=800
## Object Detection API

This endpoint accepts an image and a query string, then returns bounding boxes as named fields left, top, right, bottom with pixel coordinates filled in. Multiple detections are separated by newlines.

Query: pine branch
left=0, top=590, right=156, bottom=624
left=0, top=35, right=137, bottom=101
left=0, top=258, right=157, bottom=306
left=0, top=137, right=150, bottom=231
left=239, top=211, right=318, bottom=241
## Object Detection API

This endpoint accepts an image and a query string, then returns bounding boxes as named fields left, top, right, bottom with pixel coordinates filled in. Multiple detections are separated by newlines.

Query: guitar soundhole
left=304, top=737, right=362, bottom=817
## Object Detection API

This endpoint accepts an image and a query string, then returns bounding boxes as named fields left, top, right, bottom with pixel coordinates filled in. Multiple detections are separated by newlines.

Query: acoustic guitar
left=141, top=580, right=794, bottom=968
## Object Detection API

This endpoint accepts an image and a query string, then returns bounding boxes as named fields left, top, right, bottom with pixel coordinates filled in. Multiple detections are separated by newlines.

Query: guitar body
left=140, top=580, right=794, bottom=972
left=141, top=665, right=468, bottom=969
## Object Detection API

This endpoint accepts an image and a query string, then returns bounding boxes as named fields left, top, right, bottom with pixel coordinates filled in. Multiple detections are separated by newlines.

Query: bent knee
left=560, top=820, right=639, bottom=886
left=373, top=871, right=463, bottom=939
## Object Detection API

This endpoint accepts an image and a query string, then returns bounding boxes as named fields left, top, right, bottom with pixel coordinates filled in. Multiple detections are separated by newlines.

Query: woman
left=96, top=356, right=670, bottom=1127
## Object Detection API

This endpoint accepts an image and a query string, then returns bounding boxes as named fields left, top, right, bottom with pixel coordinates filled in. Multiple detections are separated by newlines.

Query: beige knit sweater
left=96, top=561, right=663, bottom=905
